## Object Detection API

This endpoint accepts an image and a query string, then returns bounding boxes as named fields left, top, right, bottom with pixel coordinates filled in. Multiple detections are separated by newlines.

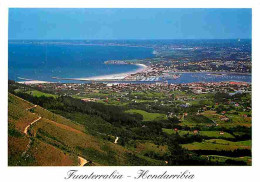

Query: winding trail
left=22, top=115, right=41, bottom=157
left=78, top=156, right=88, bottom=166
left=21, top=101, right=90, bottom=166
left=24, top=116, right=42, bottom=135
left=114, top=137, right=119, bottom=144
left=22, top=105, right=41, bottom=157
left=21, top=116, right=41, bottom=158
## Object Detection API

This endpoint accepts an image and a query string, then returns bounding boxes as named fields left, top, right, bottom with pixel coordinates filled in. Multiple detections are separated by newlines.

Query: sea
left=8, top=40, right=251, bottom=84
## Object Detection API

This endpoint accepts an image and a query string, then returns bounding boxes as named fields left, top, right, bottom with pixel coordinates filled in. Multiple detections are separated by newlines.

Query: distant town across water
left=9, top=39, right=251, bottom=84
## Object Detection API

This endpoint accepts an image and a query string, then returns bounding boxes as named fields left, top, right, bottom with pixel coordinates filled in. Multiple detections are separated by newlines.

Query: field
left=182, top=139, right=251, bottom=151
left=201, top=110, right=252, bottom=128
left=201, top=155, right=252, bottom=165
left=134, top=141, right=169, bottom=157
left=14, top=89, right=58, bottom=98
left=163, top=129, right=235, bottom=139
left=25, top=90, right=58, bottom=98
left=125, top=109, right=167, bottom=121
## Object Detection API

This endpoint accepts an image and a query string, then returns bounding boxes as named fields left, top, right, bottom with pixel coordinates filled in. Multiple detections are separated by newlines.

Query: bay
left=8, top=41, right=154, bottom=83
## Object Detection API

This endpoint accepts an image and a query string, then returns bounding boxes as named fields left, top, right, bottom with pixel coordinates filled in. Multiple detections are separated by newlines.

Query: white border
left=1, top=1, right=259, bottom=182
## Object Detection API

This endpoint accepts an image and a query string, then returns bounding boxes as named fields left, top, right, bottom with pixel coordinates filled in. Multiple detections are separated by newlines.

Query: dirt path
left=114, top=137, right=119, bottom=144
left=26, top=105, right=37, bottom=111
left=24, top=116, right=42, bottom=135
left=18, top=98, right=89, bottom=166
left=22, top=115, right=42, bottom=157
left=78, top=156, right=88, bottom=166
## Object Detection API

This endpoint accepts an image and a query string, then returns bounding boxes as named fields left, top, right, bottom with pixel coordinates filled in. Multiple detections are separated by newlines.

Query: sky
left=9, top=8, right=252, bottom=40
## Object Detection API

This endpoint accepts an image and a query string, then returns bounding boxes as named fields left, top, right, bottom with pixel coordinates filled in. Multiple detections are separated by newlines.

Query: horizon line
left=8, top=38, right=252, bottom=41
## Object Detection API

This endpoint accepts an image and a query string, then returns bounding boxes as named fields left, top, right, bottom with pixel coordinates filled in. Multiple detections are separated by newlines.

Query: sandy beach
left=18, top=80, right=52, bottom=85
left=17, top=64, right=148, bottom=83
left=72, top=64, right=148, bottom=81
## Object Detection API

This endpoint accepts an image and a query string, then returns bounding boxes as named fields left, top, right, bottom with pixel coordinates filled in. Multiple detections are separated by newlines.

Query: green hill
left=8, top=93, right=164, bottom=166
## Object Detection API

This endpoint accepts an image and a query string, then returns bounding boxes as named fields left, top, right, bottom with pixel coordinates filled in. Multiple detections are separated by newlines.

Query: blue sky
left=9, top=8, right=252, bottom=40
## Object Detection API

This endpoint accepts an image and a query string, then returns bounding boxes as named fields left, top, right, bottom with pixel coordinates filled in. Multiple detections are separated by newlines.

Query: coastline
left=61, top=64, right=148, bottom=81
left=18, top=80, right=52, bottom=84
left=17, top=77, right=53, bottom=84
left=16, top=68, right=251, bottom=84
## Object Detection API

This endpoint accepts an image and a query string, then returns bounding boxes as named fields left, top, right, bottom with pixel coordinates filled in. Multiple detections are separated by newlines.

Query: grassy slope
left=8, top=93, right=77, bottom=166
left=8, top=93, right=36, bottom=166
left=8, top=93, right=163, bottom=166
left=28, top=138, right=79, bottom=166
left=33, top=106, right=86, bottom=133
left=8, top=93, right=39, bottom=132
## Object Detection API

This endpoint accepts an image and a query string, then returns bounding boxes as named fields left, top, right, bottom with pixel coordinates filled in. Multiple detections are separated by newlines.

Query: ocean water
left=8, top=42, right=154, bottom=83
left=8, top=40, right=251, bottom=84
